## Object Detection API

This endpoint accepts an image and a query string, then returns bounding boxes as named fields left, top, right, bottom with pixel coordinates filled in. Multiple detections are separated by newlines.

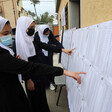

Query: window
left=17, top=0, right=19, bottom=6
left=65, top=3, right=69, bottom=29
left=69, top=0, right=80, bottom=28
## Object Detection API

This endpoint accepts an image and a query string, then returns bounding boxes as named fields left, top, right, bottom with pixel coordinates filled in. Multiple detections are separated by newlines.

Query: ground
left=46, top=54, right=70, bottom=112
left=46, top=86, right=69, bottom=112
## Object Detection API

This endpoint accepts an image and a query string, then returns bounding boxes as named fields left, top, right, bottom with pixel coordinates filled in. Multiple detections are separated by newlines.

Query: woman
left=0, top=16, right=86, bottom=112
left=14, top=16, right=74, bottom=112
left=14, top=16, right=50, bottom=112
left=34, top=25, right=73, bottom=90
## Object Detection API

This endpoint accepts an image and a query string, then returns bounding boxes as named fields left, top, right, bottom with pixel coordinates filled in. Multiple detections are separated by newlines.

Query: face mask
left=27, top=28, right=35, bottom=36
left=0, top=34, right=13, bottom=46
left=44, top=34, right=49, bottom=38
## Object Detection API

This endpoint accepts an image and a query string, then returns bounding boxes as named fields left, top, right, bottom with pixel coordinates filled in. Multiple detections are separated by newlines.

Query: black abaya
left=0, top=47, right=63, bottom=112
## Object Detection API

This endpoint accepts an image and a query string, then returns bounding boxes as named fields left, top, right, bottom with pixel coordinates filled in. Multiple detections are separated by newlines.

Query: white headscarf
left=0, top=16, right=8, bottom=32
left=16, top=16, right=36, bottom=61
left=38, top=25, right=49, bottom=56
left=0, top=16, right=14, bottom=56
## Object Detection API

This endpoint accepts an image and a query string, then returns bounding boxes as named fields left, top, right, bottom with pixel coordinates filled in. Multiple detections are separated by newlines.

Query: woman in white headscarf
left=0, top=16, right=36, bottom=112
left=15, top=16, right=36, bottom=61
left=0, top=17, right=13, bottom=52
left=14, top=16, right=51, bottom=112
left=34, top=25, right=74, bottom=90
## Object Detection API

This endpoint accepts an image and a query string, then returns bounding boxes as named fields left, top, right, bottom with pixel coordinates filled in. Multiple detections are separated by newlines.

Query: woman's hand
left=16, top=55, right=22, bottom=60
left=27, top=79, right=35, bottom=91
left=62, top=48, right=75, bottom=55
left=64, top=70, right=86, bottom=84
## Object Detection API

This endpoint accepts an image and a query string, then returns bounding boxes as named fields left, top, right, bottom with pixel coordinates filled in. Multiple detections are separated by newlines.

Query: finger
left=78, top=72, right=87, bottom=74
left=77, top=77, right=81, bottom=84
left=68, top=51, right=72, bottom=54
left=77, top=79, right=81, bottom=84
left=16, top=55, right=20, bottom=59
left=68, top=51, right=72, bottom=53
left=69, top=52, right=72, bottom=54
left=72, top=48, right=75, bottom=51
left=68, top=50, right=72, bottom=52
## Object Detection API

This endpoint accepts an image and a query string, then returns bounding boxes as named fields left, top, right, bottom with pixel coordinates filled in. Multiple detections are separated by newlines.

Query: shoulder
left=34, top=31, right=39, bottom=38
left=0, top=47, right=11, bottom=61
left=48, top=30, right=54, bottom=39
left=34, top=32, right=40, bottom=40
left=49, top=30, right=53, bottom=35
left=0, top=47, right=8, bottom=53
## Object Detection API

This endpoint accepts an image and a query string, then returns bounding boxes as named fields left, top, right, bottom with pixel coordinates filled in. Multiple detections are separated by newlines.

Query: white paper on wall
left=61, top=29, right=74, bottom=70
left=61, top=20, right=112, bottom=112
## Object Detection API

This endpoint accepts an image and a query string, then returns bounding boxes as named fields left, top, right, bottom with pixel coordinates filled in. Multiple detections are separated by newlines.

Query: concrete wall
left=69, top=1, right=80, bottom=29
left=81, top=0, right=112, bottom=27
left=57, top=0, right=80, bottom=32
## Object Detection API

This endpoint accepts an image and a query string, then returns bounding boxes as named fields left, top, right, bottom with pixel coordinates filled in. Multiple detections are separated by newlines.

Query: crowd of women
left=0, top=16, right=86, bottom=112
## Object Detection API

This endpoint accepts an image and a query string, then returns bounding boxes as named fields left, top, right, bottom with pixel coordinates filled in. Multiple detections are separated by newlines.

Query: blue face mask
left=0, top=34, right=13, bottom=46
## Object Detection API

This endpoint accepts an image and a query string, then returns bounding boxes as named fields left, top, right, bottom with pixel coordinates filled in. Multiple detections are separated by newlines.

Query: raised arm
left=34, top=32, right=62, bottom=53
left=0, top=48, right=63, bottom=78
left=0, top=48, right=86, bottom=84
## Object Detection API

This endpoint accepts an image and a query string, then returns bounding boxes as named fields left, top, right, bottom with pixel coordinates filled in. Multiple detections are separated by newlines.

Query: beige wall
left=0, top=0, right=27, bottom=28
left=0, top=2, right=3, bottom=16
left=57, top=0, right=112, bottom=28
left=20, top=9, right=28, bottom=16
left=81, top=0, right=112, bottom=27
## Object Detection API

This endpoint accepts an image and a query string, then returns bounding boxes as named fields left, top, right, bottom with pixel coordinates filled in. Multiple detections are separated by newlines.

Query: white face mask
left=0, top=34, right=13, bottom=46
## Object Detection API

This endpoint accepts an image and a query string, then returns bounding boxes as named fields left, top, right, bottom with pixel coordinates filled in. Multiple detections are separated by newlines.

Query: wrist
left=64, top=70, right=68, bottom=76
left=62, top=49, right=65, bottom=52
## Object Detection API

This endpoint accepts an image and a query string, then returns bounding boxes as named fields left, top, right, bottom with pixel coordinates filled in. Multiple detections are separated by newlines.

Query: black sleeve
left=34, top=32, right=62, bottom=53
left=0, top=48, right=64, bottom=79
left=50, top=31, right=64, bottom=49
